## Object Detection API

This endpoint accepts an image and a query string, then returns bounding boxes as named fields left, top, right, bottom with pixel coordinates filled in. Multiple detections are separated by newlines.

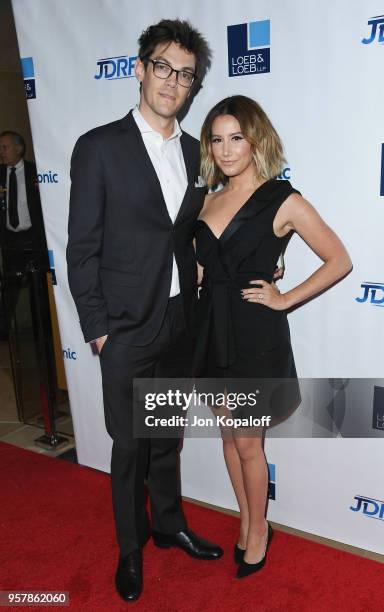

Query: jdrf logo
left=362, top=15, right=384, bottom=44
left=37, top=171, right=58, bottom=184
left=21, top=57, right=36, bottom=99
left=63, top=348, right=77, bottom=360
left=356, top=282, right=384, bottom=306
left=227, top=20, right=270, bottom=77
left=268, top=463, right=276, bottom=500
left=95, top=55, right=137, bottom=80
left=373, top=386, right=384, bottom=431
left=350, top=495, right=384, bottom=520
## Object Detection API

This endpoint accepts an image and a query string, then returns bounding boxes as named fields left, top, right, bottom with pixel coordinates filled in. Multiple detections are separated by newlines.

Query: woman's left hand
left=241, top=279, right=287, bottom=311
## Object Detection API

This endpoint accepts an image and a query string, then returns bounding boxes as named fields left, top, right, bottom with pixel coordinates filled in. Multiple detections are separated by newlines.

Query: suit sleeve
left=66, top=133, right=108, bottom=342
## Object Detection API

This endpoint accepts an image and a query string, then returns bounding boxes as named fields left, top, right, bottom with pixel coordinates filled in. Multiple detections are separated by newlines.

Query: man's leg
left=147, top=297, right=223, bottom=560
left=100, top=301, right=190, bottom=553
left=147, top=296, right=191, bottom=533
left=100, top=336, right=162, bottom=604
left=110, top=440, right=150, bottom=554
left=99, top=338, right=154, bottom=556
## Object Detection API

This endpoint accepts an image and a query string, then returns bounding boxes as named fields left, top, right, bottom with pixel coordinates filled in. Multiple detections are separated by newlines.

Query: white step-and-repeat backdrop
left=11, top=0, right=384, bottom=554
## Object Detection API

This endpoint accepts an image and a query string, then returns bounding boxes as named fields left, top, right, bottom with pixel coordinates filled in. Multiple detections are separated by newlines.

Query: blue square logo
left=227, top=19, right=271, bottom=77
left=21, top=57, right=35, bottom=79
left=48, top=250, right=55, bottom=268
left=249, top=20, right=270, bottom=48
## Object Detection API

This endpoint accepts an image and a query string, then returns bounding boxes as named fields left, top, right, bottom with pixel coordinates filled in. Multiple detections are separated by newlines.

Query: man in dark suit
left=67, top=20, right=222, bottom=603
left=0, top=131, right=49, bottom=326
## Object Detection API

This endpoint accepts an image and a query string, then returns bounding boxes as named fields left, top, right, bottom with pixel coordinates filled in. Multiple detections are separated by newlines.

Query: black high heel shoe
left=234, top=543, right=246, bottom=564
left=236, top=523, right=273, bottom=579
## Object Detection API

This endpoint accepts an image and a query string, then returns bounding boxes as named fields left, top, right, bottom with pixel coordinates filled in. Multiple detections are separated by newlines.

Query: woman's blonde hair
left=200, top=95, right=285, bottom=188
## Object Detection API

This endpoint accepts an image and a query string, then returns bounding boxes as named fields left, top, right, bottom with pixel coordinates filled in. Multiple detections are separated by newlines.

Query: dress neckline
left=197, top=179, right=273, bottom=241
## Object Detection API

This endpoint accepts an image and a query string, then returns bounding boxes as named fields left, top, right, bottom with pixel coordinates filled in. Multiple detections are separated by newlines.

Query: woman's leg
left=222, top=437, right=249, bottom=548
left=234, top=434, right=269, bottom=563
left=211, top=403, right=249, bottom=548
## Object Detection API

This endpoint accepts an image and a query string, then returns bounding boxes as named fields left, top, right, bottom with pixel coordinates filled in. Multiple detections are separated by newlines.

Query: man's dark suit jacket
left=0, top=160, right=48, bottom=259
left=67, top=111, right=205, bottom=346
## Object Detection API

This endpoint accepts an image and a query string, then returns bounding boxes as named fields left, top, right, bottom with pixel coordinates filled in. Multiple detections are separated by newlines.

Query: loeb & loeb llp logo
left=356, top=282, right=384, bottom=306
left=48, top=250, right=57, bottom=285
left=227, top=19, right=270, bottom=77
left=21, top=57, right=36, bottom=99
left=95, top=54, right=137, bottom=80
left=350, top=495, right=384, bottom=520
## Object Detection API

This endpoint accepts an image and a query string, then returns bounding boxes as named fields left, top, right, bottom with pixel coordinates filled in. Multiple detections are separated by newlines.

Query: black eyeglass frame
left=147, top=58, right=197, bottom=88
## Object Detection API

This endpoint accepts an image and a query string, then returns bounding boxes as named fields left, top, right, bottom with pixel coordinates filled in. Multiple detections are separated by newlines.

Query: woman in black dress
left=194, top=96, right=352, bottom=578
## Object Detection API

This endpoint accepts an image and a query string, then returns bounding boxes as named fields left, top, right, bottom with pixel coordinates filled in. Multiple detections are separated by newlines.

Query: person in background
left=0, top=130, right=49, bottom=325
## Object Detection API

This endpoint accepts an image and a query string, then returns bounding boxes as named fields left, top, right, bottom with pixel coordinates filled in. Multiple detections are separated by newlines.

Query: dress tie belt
left=194, top=274, right=273, bottom=374
left=207, top=278, right=237, bottom=369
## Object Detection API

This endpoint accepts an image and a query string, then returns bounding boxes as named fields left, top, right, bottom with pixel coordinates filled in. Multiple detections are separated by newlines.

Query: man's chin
left=158, top=97, right=185, bottom=116
left=158, top=106, right=181, bottom=119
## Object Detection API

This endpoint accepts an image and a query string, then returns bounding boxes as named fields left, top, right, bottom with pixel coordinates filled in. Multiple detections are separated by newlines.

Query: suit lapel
left=174, top=132, right=198, bottom=225
left=119, top=112, right=200, bottom=226
left=180, top=132, right=195, bottom=185
left=119, top=112, right=172, bottom=225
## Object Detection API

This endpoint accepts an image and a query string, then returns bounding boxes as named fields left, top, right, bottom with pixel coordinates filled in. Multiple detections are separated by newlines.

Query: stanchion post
left=29, top=264, right=68, bottom=449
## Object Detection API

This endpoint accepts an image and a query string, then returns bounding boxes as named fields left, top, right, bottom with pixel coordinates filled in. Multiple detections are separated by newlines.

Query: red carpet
left=1, top=441, right=383, bottom=611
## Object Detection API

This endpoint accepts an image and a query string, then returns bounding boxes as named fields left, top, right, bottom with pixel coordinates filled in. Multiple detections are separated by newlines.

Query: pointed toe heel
left=236, top=523, right=273, bottom=579
left=234, top=543, right=245, bottom=564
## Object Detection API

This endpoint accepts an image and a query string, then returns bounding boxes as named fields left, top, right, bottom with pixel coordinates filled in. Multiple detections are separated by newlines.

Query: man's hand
left=94, top=335, right=108, bottom=354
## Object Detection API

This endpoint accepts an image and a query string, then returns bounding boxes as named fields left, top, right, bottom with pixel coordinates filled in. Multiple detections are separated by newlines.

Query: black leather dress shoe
left=115, top=549, right=143, bottom=602
left=152, top=528, right=223, bottom=560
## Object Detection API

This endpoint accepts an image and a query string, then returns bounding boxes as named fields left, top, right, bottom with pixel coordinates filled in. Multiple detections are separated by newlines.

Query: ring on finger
left=258, top=293, right=263, bottom=299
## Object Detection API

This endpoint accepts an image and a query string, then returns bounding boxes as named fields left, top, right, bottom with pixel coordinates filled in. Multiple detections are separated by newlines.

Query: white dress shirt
left=132, top=107, right=188, bottom=297
left=6, top=158, right=32, bottom=232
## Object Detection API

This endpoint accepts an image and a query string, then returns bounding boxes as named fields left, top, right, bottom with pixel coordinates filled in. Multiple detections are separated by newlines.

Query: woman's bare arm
left=242, top=193, right=352, bottom=309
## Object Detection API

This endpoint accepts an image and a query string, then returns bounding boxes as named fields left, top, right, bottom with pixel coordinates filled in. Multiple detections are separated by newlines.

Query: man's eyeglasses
left=148, top=59, right=196, bottom=88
